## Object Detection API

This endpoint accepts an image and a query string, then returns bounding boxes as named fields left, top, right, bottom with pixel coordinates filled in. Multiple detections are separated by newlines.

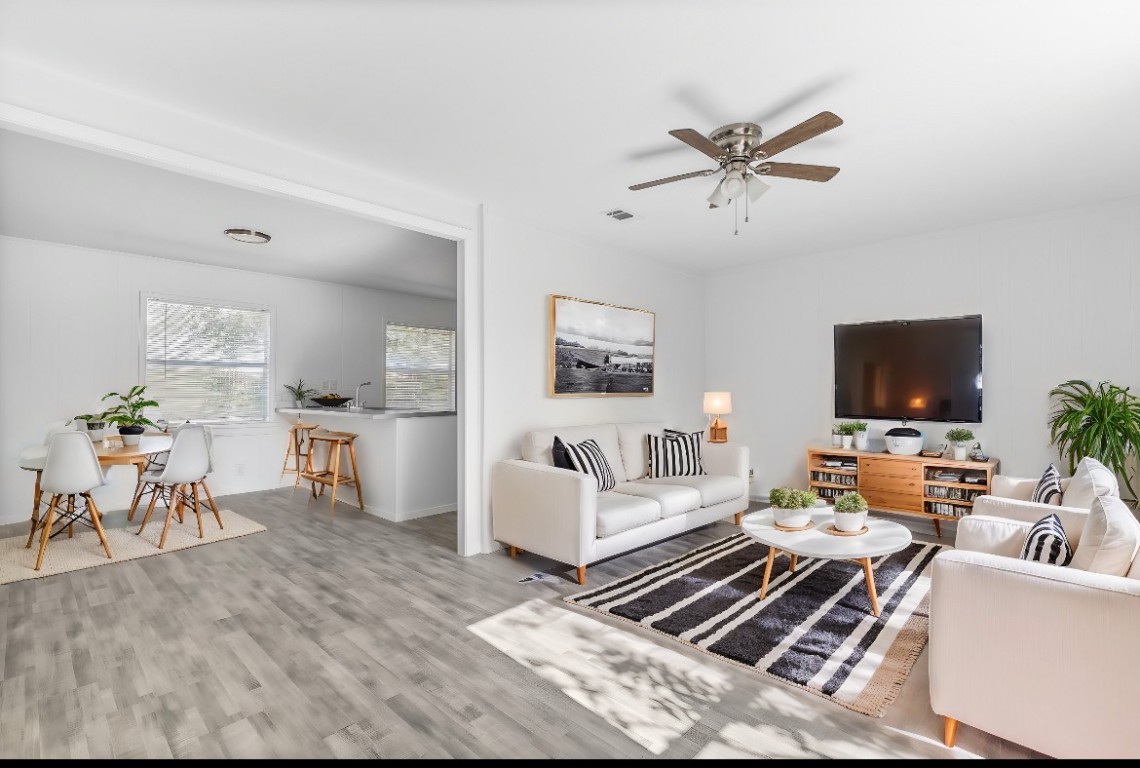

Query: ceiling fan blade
left=629, top=169, right=717, bottom=191
left=752, top=111, right=843, bottom=160
left=668, top=128, right=727, bottom=160
left=755, top=162, right=840, bottom=182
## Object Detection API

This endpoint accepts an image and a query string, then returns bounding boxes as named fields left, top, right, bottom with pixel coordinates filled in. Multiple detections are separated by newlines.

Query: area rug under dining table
left=565, top=532, right=941, bottom=717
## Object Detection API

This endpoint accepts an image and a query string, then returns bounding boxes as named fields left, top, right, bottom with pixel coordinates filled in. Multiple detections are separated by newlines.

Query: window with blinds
left=145, top=297, right=272, bottom=423
left=385, top=323, right=456, bottom=410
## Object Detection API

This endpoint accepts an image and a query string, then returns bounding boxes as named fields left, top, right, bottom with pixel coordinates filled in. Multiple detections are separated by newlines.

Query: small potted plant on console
left=837, top=422, right=858, bottom=449
left=769, top=487, right=819, bottom=529
left=945, top=427, right=975, bottom=461
left=103, top=385, right=159, bottom=446
left=833, top=491, right=869, bottom=532
left=285, top=378, right=318, bottom=408
left=851, top=421, right=870, bottom=450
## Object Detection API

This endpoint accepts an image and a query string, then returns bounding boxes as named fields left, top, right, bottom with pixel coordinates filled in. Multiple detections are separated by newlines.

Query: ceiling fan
left=629, top=111, right=843, bottom=230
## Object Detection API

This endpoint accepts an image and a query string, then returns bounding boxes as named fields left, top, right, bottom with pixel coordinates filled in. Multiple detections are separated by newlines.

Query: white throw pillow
left=1062, top=457, right=1119, bottom=509
left=1070, top=495, right=1140, bottom=576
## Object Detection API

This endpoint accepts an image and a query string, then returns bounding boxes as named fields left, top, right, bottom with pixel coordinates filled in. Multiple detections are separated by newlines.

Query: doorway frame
left=0, top=102, right=486, bottom=556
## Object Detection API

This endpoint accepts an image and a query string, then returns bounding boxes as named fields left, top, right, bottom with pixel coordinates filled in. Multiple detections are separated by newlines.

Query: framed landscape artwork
left=549, top=295, right=655, bottom=397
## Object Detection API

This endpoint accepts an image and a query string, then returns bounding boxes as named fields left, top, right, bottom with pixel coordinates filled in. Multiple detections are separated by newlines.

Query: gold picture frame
left=549, top=295, right=655, bottom=397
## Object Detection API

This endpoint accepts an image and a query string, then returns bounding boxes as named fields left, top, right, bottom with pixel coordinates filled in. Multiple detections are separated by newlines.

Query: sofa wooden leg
left=576, top=565, right=586, bottom=585
left=735, top=512, right=743, bottom=525
left=943, top=716, right=958, bottom=748
left=509, top=545, right=521, bottom=558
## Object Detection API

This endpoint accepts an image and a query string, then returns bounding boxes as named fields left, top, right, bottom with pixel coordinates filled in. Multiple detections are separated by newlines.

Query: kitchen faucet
left=354, top=381, right=372, bottom=407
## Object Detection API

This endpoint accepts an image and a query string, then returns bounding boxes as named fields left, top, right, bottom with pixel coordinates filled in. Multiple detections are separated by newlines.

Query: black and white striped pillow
left=647, top=432, right=706, bottom=478
left=1019, top=513, right=1072, bottom=566
left=560, top=438, right=616, bottom=492
left=1031, top=464, right=1063, bottom=505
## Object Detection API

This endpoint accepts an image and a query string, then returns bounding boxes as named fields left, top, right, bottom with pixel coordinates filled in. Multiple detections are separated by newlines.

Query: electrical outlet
left=749, top=468, right=755, bottom=481
left=235, top=463, right=245, bottom=477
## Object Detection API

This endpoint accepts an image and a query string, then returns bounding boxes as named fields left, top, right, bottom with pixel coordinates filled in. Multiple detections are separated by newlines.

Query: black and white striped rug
left=565, top=533, right=941, bottom=717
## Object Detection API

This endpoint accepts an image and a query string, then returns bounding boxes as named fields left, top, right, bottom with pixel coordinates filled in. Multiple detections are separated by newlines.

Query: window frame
left=139, top=292, right=276, bottom=425
left=384, top=320, right=457, bottom=411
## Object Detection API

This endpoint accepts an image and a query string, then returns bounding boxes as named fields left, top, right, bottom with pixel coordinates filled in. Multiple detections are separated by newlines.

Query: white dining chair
left=135, top=425, right=216, bottom=548
left=21, top=423, right=86, bottom=549
left=32, top=431, right=113, bottom=571
left=128, top=423, right=223, bottom=530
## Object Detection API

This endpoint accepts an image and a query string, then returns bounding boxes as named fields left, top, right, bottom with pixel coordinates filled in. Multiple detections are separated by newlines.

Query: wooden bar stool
left=281, top=422, right=320, bottom=489
left=301, top=430, right=363, bottom=516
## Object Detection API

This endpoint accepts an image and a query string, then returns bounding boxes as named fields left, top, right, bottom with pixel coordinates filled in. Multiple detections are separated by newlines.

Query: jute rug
left=565, top=532, right=940, bottom=717
left=0, top=509, right=266, bottom=585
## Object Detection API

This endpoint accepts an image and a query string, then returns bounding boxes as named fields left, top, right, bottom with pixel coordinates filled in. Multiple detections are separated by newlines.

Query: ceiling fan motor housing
left=708, top=122, right=765, bottom=159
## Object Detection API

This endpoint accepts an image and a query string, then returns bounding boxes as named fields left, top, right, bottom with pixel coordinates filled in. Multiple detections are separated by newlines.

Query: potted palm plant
left=769, top=487, right=818, bottom=528
left=1048, top=379, right=1140, bottom=500
left=103, top=385, right=159, bottom=446
left=945, top=427, right=975, bottom=461
left=284, top=378, right=318, bottom=408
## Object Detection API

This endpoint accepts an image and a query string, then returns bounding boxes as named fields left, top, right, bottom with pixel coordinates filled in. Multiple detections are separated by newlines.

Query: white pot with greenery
left=852, top=421, right=870, bottom=451
left=768, top=487, right=818, bottom=528
left=837, top=422, right=857, bottom=449
left=103, top=385, right=159, bottom=447
left=833, top=491, right=869, bottom=532
left=285, top=378, right=318, bottom=409
left=945, top=427, right=975, bottom=461
left=831, top=425, right=842, bottom=447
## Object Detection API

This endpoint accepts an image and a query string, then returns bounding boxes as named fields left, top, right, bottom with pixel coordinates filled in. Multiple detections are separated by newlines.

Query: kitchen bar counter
left=277, top=406, right=456, bottom=420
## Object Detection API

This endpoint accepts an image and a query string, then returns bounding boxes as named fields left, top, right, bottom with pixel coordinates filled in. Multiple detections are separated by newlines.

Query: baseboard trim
left=363, top=503, right=455, bottom=523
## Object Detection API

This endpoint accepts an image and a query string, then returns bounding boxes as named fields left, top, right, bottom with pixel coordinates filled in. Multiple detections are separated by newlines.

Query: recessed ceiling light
left=224, top=228, right=271, bottom=244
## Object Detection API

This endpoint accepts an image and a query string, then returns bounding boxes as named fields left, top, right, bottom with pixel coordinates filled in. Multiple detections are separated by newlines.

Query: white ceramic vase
left=834, top=510, right=868, bottom=532
left=294, top=399, right=304, bottom=408
left=772, top=506, right=813, bottom=528
left=831, top=433, right=842, bottom=447
left=952, top=442, right=968, bottom=461
left=841, top=435, right=853, bottom=449
left=854, top=431, right=869, bottom=451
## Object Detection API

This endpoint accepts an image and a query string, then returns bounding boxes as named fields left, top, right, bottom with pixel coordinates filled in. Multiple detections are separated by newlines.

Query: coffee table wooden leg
left=758, top=546, right=778, bottom=600
left=862, top=558, right=881, bottom=617
left=933, top=518, right=942, bottom=538
left=789, top=553, right=798, bottom=572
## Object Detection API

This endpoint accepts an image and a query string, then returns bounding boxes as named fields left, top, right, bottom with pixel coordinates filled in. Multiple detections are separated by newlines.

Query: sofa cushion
left=613, top=481, right=702, bottom=519
left=1062, top=457, right=1119, bottom=509
left=1071, top=495, right=1140, bottom=576
left=561, top=437, right=617, bottom=492
left=616, top=422, right=667, bottom=481
left=522, top=424, right=626, bottom=482
left=641, top=474, right=746, bottom=507
left=596, top=492, right=661, bottom=537
left=1030, top=464, right=1063, bottom=506
left=1018, top=513, right=1073, bottom=566
left=647, top=432, right=706, bottom=478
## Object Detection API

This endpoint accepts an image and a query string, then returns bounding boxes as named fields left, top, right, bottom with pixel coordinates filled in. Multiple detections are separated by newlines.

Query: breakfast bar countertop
left=276, top=407, right=456, bottom=420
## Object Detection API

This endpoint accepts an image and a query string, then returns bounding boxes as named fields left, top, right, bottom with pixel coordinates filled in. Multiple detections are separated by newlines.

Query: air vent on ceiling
left=604, top=209, right=636, bottom=221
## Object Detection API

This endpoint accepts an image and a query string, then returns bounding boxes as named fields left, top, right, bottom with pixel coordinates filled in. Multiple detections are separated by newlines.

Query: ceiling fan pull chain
left=745, top=192, right=750, bottom=224
left=734, top=197, right=739, bottom=236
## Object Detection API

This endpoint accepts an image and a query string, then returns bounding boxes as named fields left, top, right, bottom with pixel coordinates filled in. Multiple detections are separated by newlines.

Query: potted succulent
left=837, top=421, right=859, bottom=449
left=831, top=424, right=842, bottom=447
left=833, top=491, right=869, bottom=532
left=851, top=420, right=870, bottom=451
left=945, top=427, right=975, bottom=461
left=284, top=378, right=318, bottom=408
left=103, top=385, right=159, bottom=446
left=769, top=487, right=819, bottom=528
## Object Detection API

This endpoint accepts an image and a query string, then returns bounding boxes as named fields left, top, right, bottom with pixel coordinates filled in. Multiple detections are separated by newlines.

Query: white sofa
left=930, top=474, right=1140, bottom=758
left=491, top=421, right=749, bottom=584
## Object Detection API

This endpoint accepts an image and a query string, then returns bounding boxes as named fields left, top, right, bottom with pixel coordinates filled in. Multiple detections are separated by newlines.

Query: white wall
left=0, top=235, right=456, bottom=523
left=705, top=196, right=1140, bottom=498
left=482, top=214, right=708, bottom=545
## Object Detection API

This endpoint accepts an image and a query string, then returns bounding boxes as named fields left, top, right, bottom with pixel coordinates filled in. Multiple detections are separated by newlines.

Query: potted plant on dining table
left=103, top=385, right=160, bottom=446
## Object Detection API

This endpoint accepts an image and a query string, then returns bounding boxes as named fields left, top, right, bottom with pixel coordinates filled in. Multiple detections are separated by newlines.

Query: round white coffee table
left=740, top=508, right=913, bottom=616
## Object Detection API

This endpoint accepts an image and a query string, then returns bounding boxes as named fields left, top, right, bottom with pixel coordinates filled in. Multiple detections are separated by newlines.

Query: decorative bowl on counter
left=311, top=396, right=352, bottom=407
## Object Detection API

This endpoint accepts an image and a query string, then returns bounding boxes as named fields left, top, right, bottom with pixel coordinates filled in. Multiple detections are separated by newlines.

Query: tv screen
left=834, top=315, right=982, bottom=423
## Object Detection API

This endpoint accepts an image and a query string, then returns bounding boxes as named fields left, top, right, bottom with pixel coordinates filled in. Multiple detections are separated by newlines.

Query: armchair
left=930, top=484, right=1140, bottom=757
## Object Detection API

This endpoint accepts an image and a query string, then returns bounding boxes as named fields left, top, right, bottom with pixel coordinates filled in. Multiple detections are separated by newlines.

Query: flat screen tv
left=834, top=315, right=982, bottom=423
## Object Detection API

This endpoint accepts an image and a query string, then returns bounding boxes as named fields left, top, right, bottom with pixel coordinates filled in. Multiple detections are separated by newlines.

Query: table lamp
left=703, top=391, right=732, bottom=443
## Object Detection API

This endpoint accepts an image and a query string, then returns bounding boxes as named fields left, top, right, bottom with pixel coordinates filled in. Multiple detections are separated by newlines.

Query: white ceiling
left=2, top=1, right=1140, bottom=273
left=0, top=130, right=458, bottom=298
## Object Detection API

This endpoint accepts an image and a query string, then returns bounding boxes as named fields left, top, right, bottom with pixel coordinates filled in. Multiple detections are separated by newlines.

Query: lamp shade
left=706, top=180, right=730, bottom=208
left=746, top=174, right=771, bottom=202
left=721, top=169, right=746, bottom=199
left=703, top=391, right=732, bottom=414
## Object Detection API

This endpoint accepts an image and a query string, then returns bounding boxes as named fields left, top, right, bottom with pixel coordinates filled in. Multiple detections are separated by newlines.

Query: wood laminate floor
left=0, top=490, right=1038, bottom=759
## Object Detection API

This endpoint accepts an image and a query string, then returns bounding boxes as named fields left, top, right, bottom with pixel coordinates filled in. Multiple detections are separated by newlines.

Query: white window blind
left=385, top=323, right=456, bottom=410
left=145, top=297, right=272, bottom=423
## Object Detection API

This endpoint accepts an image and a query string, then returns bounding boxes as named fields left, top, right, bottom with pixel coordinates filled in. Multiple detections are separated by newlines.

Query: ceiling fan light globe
left=706, top=181, right=730, bottom=208
left=721, top=170, right=746, bottom=199
left=746, top=175, right=771, bottom=202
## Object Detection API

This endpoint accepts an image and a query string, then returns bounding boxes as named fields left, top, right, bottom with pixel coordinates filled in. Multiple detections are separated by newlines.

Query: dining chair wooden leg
left=159, top=485, right=184, bottom=549
left=348, top=440, right=364, bottom=511
left=25, top=471, right=43, bottom=549
left=191, top=482, right=205, bottom=539
left=201, top=479, right=223, bottom=529
left=175, top=485, right=185, bottom=524
left=137, top=485, right=162, bottom=535
left=34, top=495, right=60, bottom=571
left=127, top=481, right=147, bottom=522
left=329, top=442, right=342, bottom=517
left=85, top=494, right=113, bottom=560
left=67, top=494, right=75, bottom=538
